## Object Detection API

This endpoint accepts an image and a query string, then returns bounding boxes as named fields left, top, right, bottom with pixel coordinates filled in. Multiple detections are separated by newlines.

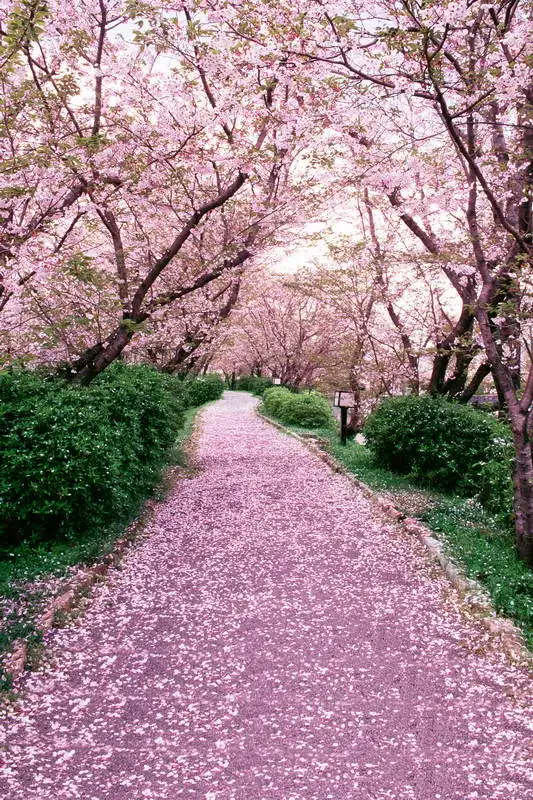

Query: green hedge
left=262, top=387, right=334, bottom=429
left=261, top=386, right=293, bottom=417
left=235, top=375, right=274, bottom=396
left=363, top=394, right=514, bottom=515
left=0, top=364, right=188, bottom=546
left=183, top=374, right=224, bottom=406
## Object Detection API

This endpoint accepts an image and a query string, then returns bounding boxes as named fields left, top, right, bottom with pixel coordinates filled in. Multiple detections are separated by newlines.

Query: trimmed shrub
left=280, top=392, right=335, bottom=428
left=363, top=394, right=513, bottom=508
left=262, top=386, right=293, bottom=418
left=235, top=375, right=274, bottom=396
left=0, top=364, right=186, bottom=546
left=183, top=374, right=224, bottom=406
left=262, top=387, right=334, bottom=429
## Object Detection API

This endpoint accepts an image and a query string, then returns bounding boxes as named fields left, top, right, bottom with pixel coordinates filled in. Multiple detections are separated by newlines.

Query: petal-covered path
left=1, top=392, right=531, bottom=800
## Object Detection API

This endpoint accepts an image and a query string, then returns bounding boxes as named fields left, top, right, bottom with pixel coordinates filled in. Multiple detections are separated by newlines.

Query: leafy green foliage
left=363, top=395, right=513, bottom=513
left=63, top=253, right=106, bottom=287
left=0, top=0, right=48, bottom=73
left=0, top=364, right=187, bottom=546
left=280, top=393, right=335, bottom=428
left=261, top=386, right=293, bottom=417
left=182, top=374, right=225, bottom=406
left=422, top=500, right=533, bottom=648
left=75, top=133, right=108, bottom=154
left=262, top=387, right=334, bottom=428
left=235, top=375, right=274, bottom=395
left=469, top=460, right=515, bottom=523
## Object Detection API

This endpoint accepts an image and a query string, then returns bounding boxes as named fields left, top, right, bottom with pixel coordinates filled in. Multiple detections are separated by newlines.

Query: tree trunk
left=429, top=307, right=476, bottom=396
left=347, top=376, right=362, bottom=434
left=477, top=304, right=533, bottom=566
left=383, top=300, right=419, bottom=394
left=162, top=336, right=203, bottom=375
left=511, top=413, right=533, bottom=567
left=457, top=361, right=492, bottom=403
left=71, top=324, right=135, bottom=384
left=442, top=349, right=476, bottom=398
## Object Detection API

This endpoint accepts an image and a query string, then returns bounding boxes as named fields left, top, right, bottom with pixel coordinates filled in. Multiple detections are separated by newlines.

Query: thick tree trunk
left=429, top=307, right=476, bottom=396
left=442, top=349, right=477, bottom=398
left=477, top=303, right=533, bottom=566
left=71, top=324, right=135, bottom=384
left=510, top=413, right=533, bottom=567
left=457, top=361, right=492, bottom=403
left=162, top=338, right=201, bottom=375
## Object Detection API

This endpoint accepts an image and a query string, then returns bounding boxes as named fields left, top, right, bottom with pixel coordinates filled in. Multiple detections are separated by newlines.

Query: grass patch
left=259, top=407, right=533, bottom=650
left=422, top=500, right=533, bottom=649
left=170, top=405, right=202, bottom=468
left=330, top=439, right=417, bottom=495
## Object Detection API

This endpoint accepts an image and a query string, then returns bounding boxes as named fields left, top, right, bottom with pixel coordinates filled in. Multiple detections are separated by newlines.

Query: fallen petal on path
left=0, top=392, right=531, bottom=800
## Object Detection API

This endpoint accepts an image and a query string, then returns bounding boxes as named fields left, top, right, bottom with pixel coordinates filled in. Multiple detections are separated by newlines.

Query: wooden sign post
left=333, top=390, right=357, bottom=445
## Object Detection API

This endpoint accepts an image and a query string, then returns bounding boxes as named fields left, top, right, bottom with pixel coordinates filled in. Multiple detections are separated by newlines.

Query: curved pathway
left=0, top=392, right=531, bottom=799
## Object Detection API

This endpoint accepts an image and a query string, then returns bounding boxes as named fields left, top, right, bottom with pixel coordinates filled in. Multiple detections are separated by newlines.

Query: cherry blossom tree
left=358, top=191, right=494, bottom=402
left=129, top=268, right=245, bottom=376
left=237, top=0, right=533, bottom=563
left=213, top=272, right=343, bottom=388
left=0, top=0, right=319, bottom=380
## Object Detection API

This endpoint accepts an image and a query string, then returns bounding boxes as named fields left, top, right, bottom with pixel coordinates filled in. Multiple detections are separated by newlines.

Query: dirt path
left=0, top=392, right=531, bottom=799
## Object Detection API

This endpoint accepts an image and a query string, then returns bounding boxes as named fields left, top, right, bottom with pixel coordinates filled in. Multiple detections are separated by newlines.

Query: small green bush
left=280, top=392, right=335, bottom=428
left=0, top=364, right=186, bottom=546
left=467, top=459, right=514, bottom=522
left=262, top=386, right=293, bottom=417
left=262, top=387, right=334, bottom=429
left=183, top=374, right=224, bottom=406
left=363, top=394, right=513, bottom=513
left=235, top=375, right=274, bottom=396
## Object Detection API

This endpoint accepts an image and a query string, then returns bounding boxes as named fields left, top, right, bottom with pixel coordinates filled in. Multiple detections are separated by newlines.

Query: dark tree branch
left=131, top=171, right=247, bottom=315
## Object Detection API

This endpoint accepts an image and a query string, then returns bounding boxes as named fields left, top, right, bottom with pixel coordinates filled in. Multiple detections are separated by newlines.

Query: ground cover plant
left=258, top=406, right=532, bottom=650
left=0, top=365, right=216, bottom=687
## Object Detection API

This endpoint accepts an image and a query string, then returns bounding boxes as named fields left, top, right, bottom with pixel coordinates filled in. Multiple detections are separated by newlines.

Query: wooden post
left=340, top=407, right=348, bottom=445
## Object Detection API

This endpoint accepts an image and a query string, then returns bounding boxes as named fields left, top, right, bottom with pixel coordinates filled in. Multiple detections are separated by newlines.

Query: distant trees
left=213, top=274, right=343, bottom=387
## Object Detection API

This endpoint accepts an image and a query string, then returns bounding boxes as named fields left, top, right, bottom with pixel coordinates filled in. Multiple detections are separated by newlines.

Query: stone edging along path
left=256, top=409, right=531, bottom=669
left=3, top=406, right=207, bottom=684
left=4, top=530, right=141, bottom=682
